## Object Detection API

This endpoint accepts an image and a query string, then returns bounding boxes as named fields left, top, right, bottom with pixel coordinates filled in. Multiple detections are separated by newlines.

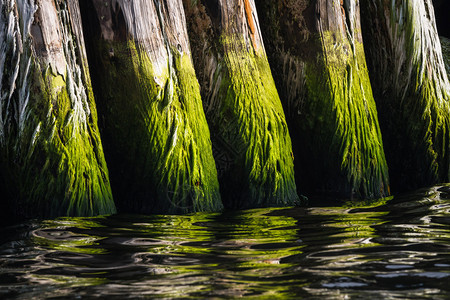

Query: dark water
left=1, top=186, right=450, bottom=299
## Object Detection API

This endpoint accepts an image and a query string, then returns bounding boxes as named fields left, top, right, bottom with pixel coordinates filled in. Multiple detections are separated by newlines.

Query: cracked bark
left=183, top=0, right=300, bottom=209
left=256, top=0, right=390, bottom=200
left=79, top=0, right=222, bottom=214
left=0, top=0, right=116, bottom=220
left=361, top=0, right=450, bottom=192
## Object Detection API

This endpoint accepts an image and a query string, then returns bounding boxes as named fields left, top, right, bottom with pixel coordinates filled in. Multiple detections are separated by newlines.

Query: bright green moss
left=88, top=37, right=222, bottom=214
left=298, top=33, right=389, bottom=199
left=254, top=0, right=390, bottom=201
left=360, top=1, right=450, bottom=191
left=0, top=59, right=116, bottom=219
left=0, top=0, right=117, bottom=220
left=206, top=36, right=299, bottom=209
left=392, top=74, right=450, bottom=188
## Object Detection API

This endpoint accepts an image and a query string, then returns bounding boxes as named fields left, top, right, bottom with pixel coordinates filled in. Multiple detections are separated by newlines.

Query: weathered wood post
left=79, top=0, right=223, bottom=213
left=183, top=0, right=300, bottom=209
left=361, top=0, right=450, bottom=191
left=0, top=0, right=116, bottom=219
left=257, top=0, right=390, bottom=200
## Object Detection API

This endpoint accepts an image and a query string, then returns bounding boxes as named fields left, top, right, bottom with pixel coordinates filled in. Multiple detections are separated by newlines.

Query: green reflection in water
left=32, top=217, right=108, bottom=255
left=28, top=274, right=107, bottom=287
left=4, top=189, right=449, bottom=299
left=214, top=208, right=303, bottom=265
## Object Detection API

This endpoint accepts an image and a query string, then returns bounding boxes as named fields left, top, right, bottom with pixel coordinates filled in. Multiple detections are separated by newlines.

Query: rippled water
left=1, top=185, right=450, bottom=299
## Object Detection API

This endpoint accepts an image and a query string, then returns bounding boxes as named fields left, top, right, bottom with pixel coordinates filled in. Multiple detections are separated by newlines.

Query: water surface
left=1, top=185, right=450, bottom=299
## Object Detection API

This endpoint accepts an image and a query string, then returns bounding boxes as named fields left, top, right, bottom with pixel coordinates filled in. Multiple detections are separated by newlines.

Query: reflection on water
left=1, top=185, right=450, bottom=299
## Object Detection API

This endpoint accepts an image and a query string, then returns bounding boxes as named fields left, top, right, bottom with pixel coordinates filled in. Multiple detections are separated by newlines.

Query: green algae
left=256, top=1, right=390, bottom=200
left=0, top=1, right=115, bottom=220
left=300, top=34, right=389, bottom=199
left=205, top=36, right=299, bottom=209
left=183, top=0, right=300, bottom=209
left=84, top=32, right=222, bottom=214
left=360, top=0, right=450, bottom=192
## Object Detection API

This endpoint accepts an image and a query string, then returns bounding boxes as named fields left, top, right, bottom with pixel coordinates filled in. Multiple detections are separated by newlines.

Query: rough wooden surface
left=184, top=0, right=299, bottom=209
left=256, top=0, right=390, bottom=200
left=361, top=0, right=450, bottom=192
left=0, top=0, right=116, bottom=219
left=80, top=0, right=222, bottom=214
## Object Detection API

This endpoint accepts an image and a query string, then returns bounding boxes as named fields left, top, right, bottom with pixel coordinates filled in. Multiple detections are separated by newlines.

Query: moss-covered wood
left=256, top=0, right=390, bottom=200
left=0, top=0, right=116, bottom=220
left=79, top=0, right=222, bottom=214
left=183, top=0, right=299, bottom=209
left=361, top=0, right=450, bottom=192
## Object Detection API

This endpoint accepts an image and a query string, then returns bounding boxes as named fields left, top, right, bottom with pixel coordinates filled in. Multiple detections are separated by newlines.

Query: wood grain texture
left=80, top=0, right=222, bottom=214
left=184, top=0, right=300, bottom=209
left=361, top=0, right=450, bottom=192
left=0, top=0, right=116, bottom=219
left=257, top=0, right=390, bottom=200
